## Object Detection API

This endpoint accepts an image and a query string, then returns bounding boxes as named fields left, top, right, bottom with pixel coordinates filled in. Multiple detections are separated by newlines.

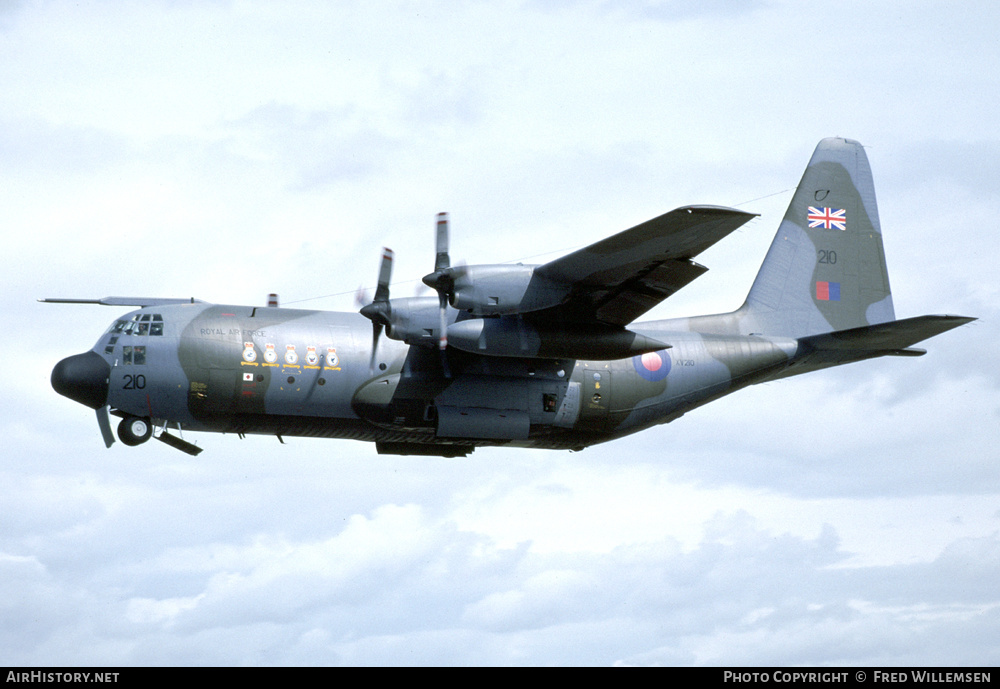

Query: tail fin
left=741, top=137, right=894, bottom=338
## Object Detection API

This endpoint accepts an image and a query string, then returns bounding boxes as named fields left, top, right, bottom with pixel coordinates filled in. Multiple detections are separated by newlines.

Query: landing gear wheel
left=118, top=416, right=152, bottom=446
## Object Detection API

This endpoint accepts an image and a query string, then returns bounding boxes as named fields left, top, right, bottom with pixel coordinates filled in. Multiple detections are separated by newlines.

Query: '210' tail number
left=123, top=374, right=146, bottom=390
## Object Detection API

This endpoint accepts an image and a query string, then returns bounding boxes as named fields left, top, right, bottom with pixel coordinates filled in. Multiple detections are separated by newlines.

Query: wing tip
left=677, top=204, right=759, bottom=219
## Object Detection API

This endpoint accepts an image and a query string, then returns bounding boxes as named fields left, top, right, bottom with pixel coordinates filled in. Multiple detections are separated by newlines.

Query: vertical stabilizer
left=741, top=137, right=894, bottom=338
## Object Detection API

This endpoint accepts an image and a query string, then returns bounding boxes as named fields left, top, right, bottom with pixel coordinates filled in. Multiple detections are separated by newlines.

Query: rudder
left=741, top=137, right=895, bottom=338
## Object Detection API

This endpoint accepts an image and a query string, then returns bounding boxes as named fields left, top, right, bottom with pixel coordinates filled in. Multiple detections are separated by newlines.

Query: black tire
left=118, top=416, right=152, bottom=446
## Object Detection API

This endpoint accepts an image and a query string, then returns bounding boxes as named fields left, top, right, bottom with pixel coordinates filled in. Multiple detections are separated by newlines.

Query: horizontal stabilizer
left=779, top=315, right=975, bottom=377
left=800, top=315, right=974, bottom=352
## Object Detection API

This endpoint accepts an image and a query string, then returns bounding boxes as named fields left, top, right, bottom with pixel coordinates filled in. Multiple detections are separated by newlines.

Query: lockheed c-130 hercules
left=46, top=138, right=973, bottom=457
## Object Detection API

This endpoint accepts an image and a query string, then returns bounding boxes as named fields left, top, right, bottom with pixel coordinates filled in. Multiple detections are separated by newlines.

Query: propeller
left=361, top=215, right=455, bottom=377
left=422, top=212, right=453, bottom=351
left=359, top=247, right=394, bottom=370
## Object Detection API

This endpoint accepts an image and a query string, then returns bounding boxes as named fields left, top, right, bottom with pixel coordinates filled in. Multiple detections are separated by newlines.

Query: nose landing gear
left=112, top=414, right=204, bottom=456
left=117, top=416, right=152, bottom=446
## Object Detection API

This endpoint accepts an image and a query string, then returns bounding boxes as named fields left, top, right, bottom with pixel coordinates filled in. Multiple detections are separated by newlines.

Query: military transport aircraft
left=46, top=138, right=973, bottom=457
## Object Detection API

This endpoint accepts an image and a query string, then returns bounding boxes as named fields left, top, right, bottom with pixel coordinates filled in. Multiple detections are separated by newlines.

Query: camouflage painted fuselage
left=91, top=302, right=797, bottom=455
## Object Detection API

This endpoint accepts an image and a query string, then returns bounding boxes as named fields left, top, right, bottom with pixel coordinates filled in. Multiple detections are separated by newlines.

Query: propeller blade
left=422, top=213, right=455, bottom=353
left=437, top=290, right=451, bottom=377
left=360, top=248, right=394, bottom=372
left=435, top=212, right=450, bottom=272
left=369, top=320, right=382, bottom=371
left=438, top=290, right=448, bottom=351
left=96, top=406, right=115, bottom=448
left=374, top=247, right=393, bottom=303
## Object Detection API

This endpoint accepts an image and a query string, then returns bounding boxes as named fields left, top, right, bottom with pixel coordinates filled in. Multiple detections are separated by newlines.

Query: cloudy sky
left=3, top=0, right=998, bottom=666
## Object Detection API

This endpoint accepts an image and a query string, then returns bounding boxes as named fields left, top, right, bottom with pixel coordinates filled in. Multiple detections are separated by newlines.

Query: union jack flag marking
left=807, top=206, right=847, bottom=230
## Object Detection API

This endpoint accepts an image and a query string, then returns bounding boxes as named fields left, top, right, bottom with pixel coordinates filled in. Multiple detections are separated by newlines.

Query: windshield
left=105, top=313, right=164, bottom=337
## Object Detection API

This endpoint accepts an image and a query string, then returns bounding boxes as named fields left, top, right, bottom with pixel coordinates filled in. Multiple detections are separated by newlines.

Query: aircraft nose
left=51, top=351, right=110, bottom=409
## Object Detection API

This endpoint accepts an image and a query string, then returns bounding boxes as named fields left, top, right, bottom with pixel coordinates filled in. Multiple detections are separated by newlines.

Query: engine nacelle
left=383, top=296, right=444, bottom=347
left=449, top=264, right=564, bottom=316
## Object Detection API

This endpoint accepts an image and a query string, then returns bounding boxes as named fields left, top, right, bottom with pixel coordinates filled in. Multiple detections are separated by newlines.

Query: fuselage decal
left=632, top=350, right=671, bottom=382
left=816, top=281, right=841, bottom=301
left=807, top=206, right=847, bottom=230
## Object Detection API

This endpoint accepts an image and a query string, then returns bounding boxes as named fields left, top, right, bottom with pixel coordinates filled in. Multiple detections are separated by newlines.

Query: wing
left=531, top=205, right=757, bottom=326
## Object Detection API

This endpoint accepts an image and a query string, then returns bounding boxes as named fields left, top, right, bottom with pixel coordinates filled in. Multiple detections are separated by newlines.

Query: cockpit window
left=110, top=314, right=164, bottom=336
left=122, top=345, right=146, bottom=365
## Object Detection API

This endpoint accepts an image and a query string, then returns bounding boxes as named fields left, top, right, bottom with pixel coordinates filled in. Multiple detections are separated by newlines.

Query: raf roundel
left=632, top=350, right=671, bottom=382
